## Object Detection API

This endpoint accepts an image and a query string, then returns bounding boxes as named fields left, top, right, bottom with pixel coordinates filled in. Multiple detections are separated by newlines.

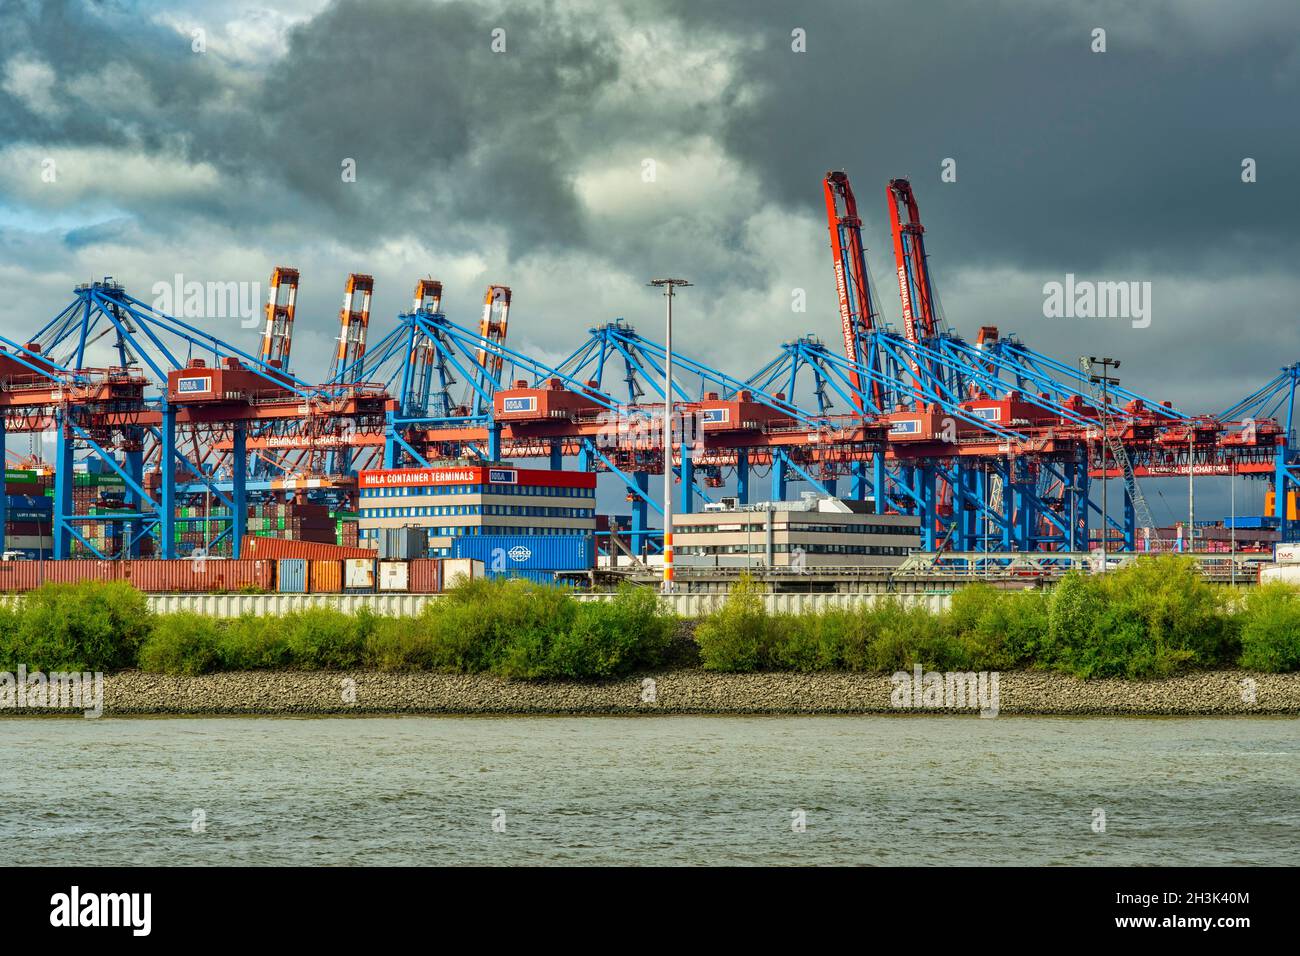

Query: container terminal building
left=356, top=464, right=597, bottom=558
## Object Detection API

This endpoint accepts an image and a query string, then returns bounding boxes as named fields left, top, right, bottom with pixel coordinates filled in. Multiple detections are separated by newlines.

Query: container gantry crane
left=10, top=171, right=1298, bottom=563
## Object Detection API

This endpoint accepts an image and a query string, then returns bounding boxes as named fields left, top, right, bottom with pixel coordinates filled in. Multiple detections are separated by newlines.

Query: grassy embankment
left=1, top=556, right=1298, bottom=680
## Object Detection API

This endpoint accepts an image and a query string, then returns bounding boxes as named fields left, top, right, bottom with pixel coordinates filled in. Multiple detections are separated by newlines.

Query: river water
left=1, top=716, right=1294, bottom=865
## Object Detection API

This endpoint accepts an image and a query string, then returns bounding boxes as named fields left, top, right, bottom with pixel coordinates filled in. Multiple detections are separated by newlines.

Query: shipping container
left=1259, top=563, right=1300, bottom=585
left=5, top=495, right=51, bottom=510
left=449, top=534, right=594, bottom=571
left=377, top=560, right=409, bottom=592
left=4, top=521, right=50, bottom=536
left=0, top=561, right=41, bottom=591
left=277, top=558, right=308, bottom=593
left=378, top=526, right=427, bottom=560
left=344, top=558, right=376, bottom=590
left=240, top=536, right=374, bottom=560
left=1218, top=515, right=1277, bottom=530
left=4, top=533, right=53, bottom=549
left=482, top=567, right=574, bottom=587
left=436, top=558, right=483, bottom=590
left=122, top=558, right=275, bottom=593
left=4, top=482, right=48, bottom=496
left=38, top=560, right=122, bottom=584
left=4, top=513, right=53, bottom=526
left=1274, top=544, right=1300, bottom=564
left=407, top=558, right=443, bottom=593
left=309, top=559, right=342, bottom=593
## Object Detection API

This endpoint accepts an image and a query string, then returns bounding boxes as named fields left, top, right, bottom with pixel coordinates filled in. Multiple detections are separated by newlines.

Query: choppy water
left=1, top=716, right=1295, bottom=865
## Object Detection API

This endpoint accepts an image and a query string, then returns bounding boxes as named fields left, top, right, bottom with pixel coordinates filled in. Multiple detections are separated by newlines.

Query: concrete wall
left=130, top=590, right=953, bottom=618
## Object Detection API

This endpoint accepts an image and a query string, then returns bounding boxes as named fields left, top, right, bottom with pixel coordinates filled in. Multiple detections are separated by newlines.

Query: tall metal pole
left=1188, top=429, right=1195, bottom=554
left=1088, top=357, right=1121, bottom=573
left=650, top=278, right=691, bottom=593
left=1231, top=460, right=1237, bottom=585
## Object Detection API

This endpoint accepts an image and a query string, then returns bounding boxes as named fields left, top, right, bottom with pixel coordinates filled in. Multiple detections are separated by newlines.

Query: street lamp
left=649, top=278, right=691, bottom=593
left=1087, top=356, right=1121, bottom=572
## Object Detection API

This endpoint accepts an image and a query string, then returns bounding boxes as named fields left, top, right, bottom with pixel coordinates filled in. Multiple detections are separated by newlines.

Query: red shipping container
left=38, top=560, right=122, bottom=585
left=239, top=536, right=373, bottom=560
left=122, top=559, right=274, bottom=593
left=3, top=521, right=48, bottom=536
left=5, top=482, right=46, bottom=496
left=0, top=562, right=41, bottom=592
left=407, top=558, right=442, bottom=594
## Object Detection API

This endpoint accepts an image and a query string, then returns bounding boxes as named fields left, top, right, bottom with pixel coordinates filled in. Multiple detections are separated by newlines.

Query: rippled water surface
left=1, top=715, right=1295, bottom=865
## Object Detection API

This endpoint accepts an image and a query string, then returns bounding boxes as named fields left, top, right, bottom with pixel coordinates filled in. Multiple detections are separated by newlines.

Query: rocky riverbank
left=5, top=668, right=1299, bottom=716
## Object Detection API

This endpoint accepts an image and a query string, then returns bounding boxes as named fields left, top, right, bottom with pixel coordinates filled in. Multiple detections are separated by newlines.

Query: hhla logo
left=50, top=886, right=151, bottom=936
left=890, top=664, right=1000, bottom=717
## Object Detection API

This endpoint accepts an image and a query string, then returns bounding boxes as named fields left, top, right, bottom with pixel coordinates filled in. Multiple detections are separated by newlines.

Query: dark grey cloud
left=654, top=0, right=1300, bottom=275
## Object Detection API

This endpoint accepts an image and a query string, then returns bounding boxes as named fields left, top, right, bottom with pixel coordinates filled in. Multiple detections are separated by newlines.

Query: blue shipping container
left=483, top=568, right=579, bottom=586
left=450, top=534, right=594, bottom=571
left=1224, top=515, right=1279, bottom=529
left=5, top=495, right=51, bottom=510
left=277, top=558, right=308, bottom=593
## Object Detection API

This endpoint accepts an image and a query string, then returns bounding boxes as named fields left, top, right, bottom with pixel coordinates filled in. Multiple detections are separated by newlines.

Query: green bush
left=768, top=609, right=845, bottom=671
left=283, top=606, right=368, bottom=669
left=695, top=576, right=773, bottom=671
left=697, top=587, right=964, bottom=673
left=948, top=584, right=1048, bottom=670
left=2, top=581, right=151, bottom=672
left=1044, top=558, right=1230, bottom=678
left=549, top=583, right=674, bottom=678
left=0, top=601, right=21, bottom=668
left=1237, top=583, right=1300, bottom=672
left=217, top=614, right=292, bottom=670
left=138, top=612, right=221, bottom=675
left=854, top=599, right=967, bottom=672
left=420, top=577, right=576, bottom=675
left=365, top=614, right=438, bottom=671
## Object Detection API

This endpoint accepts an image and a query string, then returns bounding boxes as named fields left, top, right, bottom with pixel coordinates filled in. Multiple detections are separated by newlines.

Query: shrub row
left=696, top=556, right=1298, bottom=677
left=0, top=578, right=675, bottom=680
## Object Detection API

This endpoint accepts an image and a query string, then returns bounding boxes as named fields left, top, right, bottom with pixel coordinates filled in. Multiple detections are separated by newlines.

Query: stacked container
left=377, top=527, right=427, bottom=560
left=246, top=501, right=336, bottom=543
left=332, top=510, right=360, bottom=548
left=69, top=473, right=129, bottom=558
left=4, top=468, right=53, bottom=558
